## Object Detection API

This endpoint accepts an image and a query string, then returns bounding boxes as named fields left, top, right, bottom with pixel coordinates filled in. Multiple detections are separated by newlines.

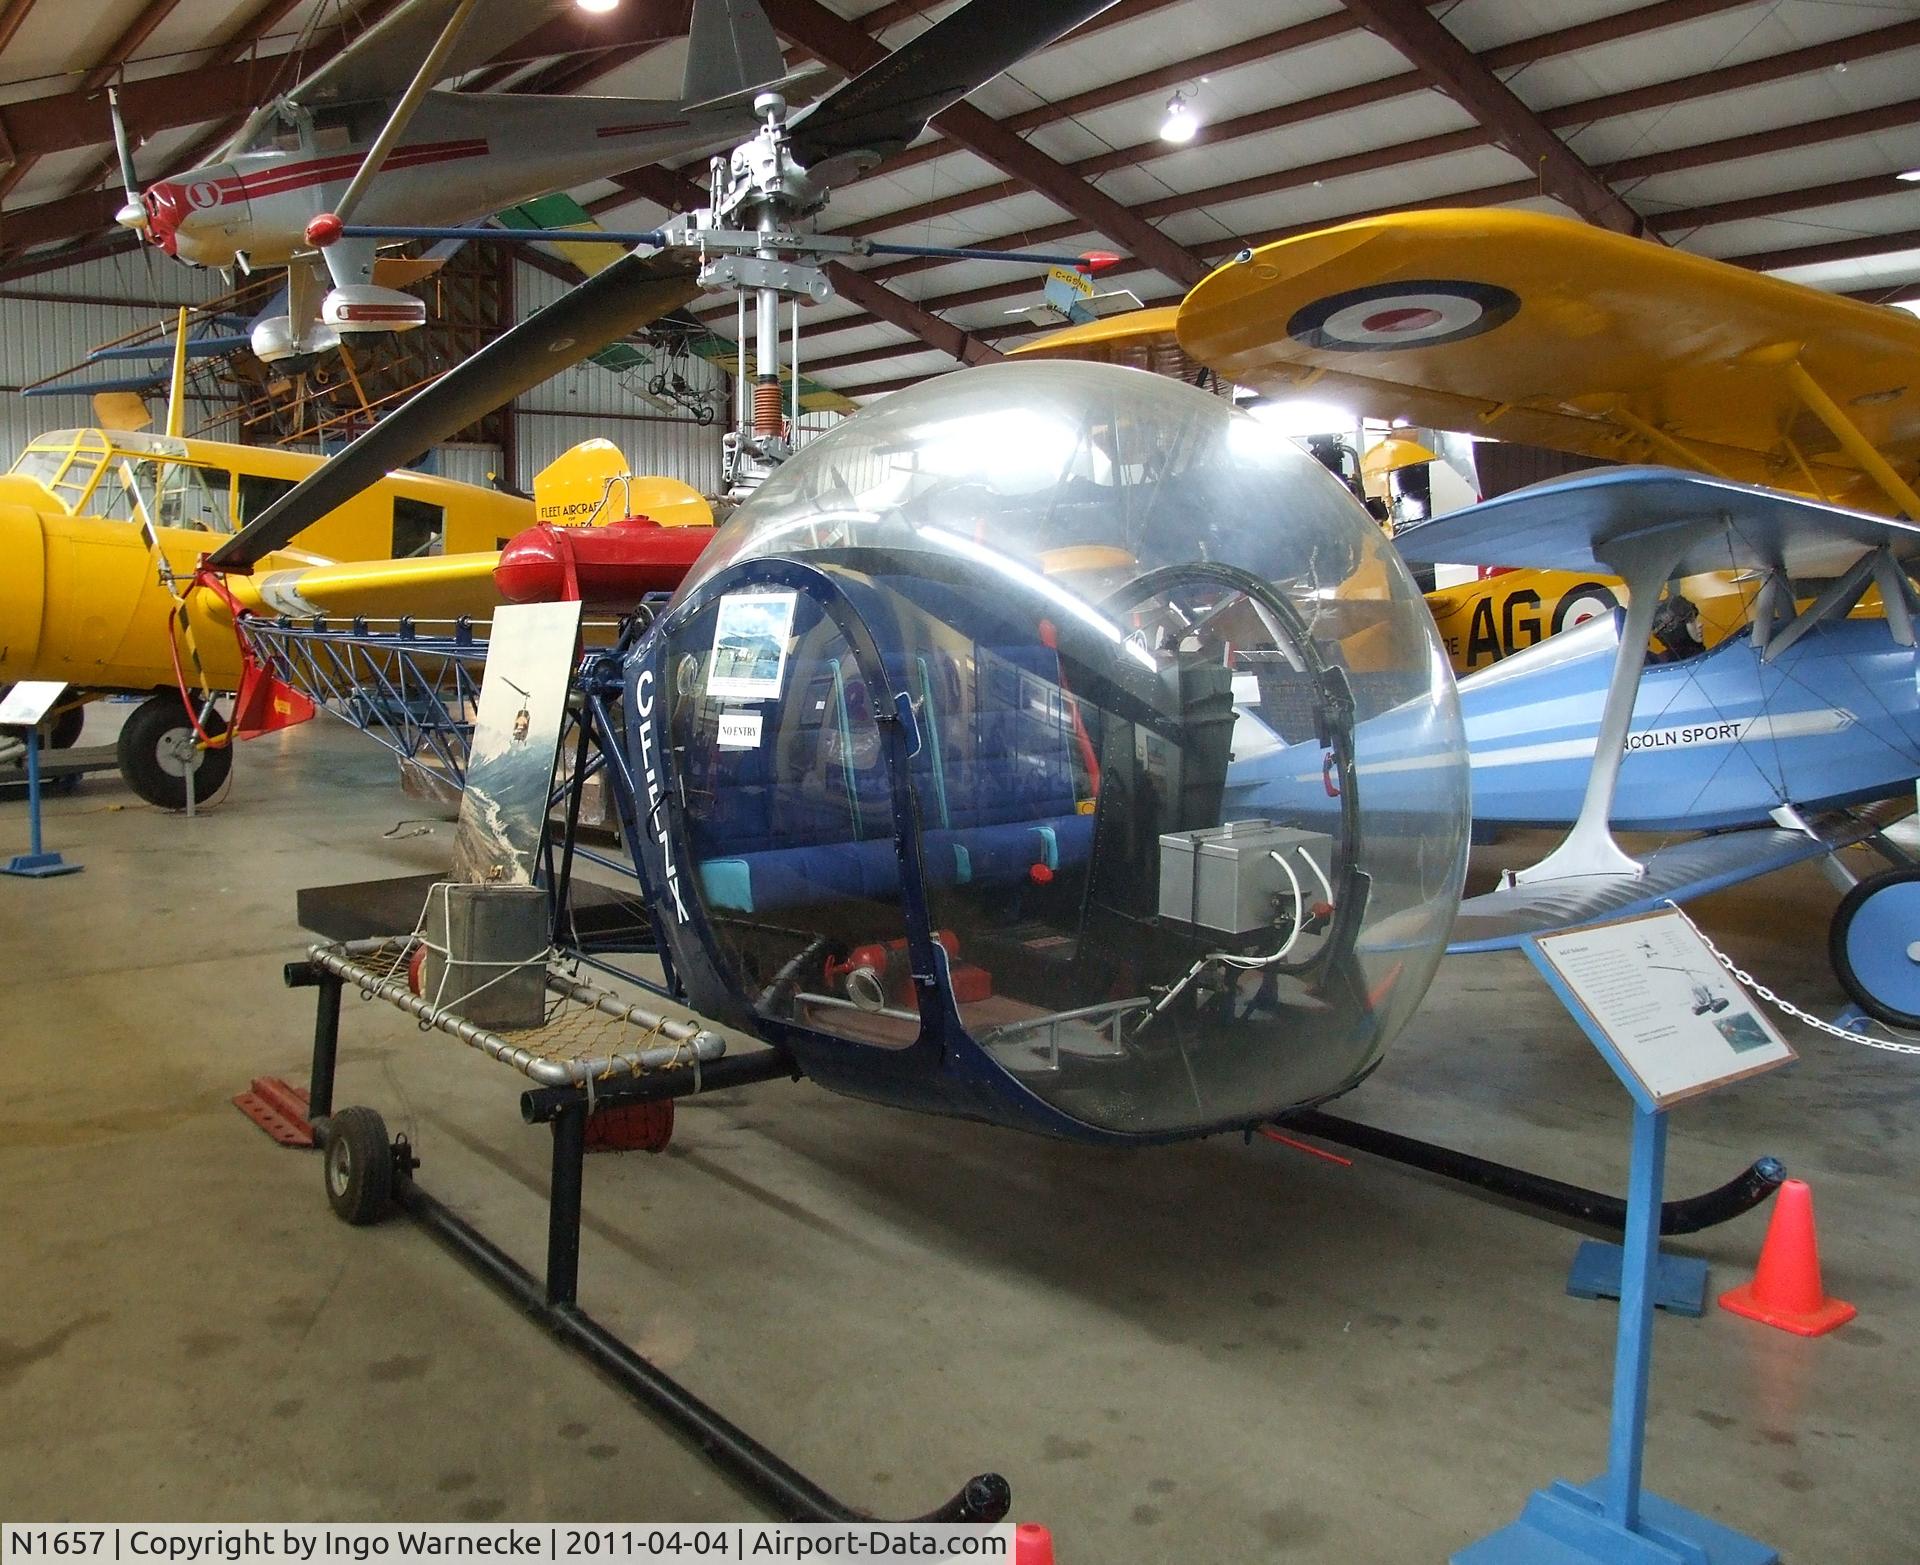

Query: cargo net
left=320, top=888, right=723, bottom=1089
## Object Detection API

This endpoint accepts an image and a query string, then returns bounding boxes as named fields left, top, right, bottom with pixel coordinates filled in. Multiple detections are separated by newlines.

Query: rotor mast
left=686, top=91, right=837, bottom=499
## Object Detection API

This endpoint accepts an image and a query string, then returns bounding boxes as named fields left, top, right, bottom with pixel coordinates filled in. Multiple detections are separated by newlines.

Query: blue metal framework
left=248, top=616, right=490, bottom=786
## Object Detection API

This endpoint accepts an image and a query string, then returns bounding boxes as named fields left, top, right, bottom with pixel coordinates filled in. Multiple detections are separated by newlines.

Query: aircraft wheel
left=323, top=1107, right=395, bottom=1226
left=117, top=694, right=231, bottom=810
left=47, top=703, right=85, bottom=750
left=1829, top=868, right=1920, bottom=1030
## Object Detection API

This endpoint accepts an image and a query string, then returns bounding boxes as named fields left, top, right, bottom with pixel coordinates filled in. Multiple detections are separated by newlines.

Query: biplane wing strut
left=1780, top=358, right=1920, bottom=521
left=1517, top=526, right=1692, bottom=883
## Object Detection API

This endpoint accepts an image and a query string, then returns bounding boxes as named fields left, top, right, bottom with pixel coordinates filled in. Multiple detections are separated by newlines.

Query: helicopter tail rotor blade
left=205, top=253, right=699, bottom=572
left=784, top=0, right=1118, bottom=182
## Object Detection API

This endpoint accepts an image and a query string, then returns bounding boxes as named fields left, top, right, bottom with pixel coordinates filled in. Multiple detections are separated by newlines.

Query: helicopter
left=165, top=0, right=1470, bottom=1145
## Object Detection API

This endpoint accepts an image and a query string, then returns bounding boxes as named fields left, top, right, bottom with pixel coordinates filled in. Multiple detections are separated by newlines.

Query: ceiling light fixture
left=1160, top=90, right=1200, bottom=144
left=577, top=0, right=619, bottom=13
left=1900, top=169, right=1920, bottom=182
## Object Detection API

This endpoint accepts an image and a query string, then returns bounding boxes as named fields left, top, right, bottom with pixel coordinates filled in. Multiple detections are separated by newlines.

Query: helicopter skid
left=282, top=948, right=1012, bottom=1526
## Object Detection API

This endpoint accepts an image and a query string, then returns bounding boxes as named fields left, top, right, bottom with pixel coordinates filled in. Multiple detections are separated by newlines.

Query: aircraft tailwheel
left=47, top=704, right=85, bottom=750
left=323, top=1106, right=397, bottom=1226
left=1829, top=867, right=1920, bottom=1030
left=117, top=693, right=232, bottom=810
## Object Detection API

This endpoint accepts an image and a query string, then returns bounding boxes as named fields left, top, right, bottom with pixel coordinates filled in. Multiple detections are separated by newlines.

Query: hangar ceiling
left=2, top=0, right=1919, bottom=407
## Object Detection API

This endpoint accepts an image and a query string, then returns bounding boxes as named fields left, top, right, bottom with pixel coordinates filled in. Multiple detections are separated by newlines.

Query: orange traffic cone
left=1718, top=1178, right=1856, bottom=1336
left=1014, top=1523, right=1055, bottom=1565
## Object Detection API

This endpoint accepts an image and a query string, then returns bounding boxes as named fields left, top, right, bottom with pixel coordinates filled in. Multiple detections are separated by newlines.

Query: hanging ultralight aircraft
left=111, top=0, right=803, bottom=362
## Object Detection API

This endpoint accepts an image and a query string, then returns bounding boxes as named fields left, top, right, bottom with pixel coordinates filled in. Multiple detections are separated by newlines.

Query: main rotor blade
left=207, top=255, right=698, bottom=571
left=785, top=0, right=1119, bottom=180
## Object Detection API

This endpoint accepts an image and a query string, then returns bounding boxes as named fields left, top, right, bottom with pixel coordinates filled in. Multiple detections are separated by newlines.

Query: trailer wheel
left=324, top=1106, right=394, bottom=1226
left=117, top=694, right=231, bottom=809
left=1830, top=867, right=1920, bottom=1031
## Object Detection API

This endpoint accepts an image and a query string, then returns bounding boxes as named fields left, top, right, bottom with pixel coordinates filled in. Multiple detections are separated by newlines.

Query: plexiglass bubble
left=654, top=361, right=1469, bottom=1138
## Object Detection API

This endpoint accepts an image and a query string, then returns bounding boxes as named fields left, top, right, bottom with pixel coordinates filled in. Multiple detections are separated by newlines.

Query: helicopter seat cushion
left=693, top=640, right=1095, bottom=914
left=698, top=815, right=1097, bottom=914
left=699, top=837, right=903, bottom=913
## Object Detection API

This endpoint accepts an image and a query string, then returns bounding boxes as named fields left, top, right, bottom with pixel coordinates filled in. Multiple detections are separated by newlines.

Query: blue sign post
left=1453, top=910, right=1787, bottom=1565
left=2, top=681, right=82, bottom=879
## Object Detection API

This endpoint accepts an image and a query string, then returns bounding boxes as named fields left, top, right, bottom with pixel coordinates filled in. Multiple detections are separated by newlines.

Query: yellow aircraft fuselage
left=0, top=428, right=532, bottom=697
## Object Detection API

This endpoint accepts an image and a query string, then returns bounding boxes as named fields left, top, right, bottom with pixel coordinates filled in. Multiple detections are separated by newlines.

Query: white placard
left=0, top=680, right=67, bottom=727
left=1533, top=909, right=1794, bottom=1107
left=716, top=710, right=763, bottom=749
left=706, top=591, right=796, bottom=699
left=451, top=601, right=583, bottom=886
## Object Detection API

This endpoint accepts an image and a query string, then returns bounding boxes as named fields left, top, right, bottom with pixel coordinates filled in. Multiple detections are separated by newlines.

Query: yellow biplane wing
left=1011, top=306, right=1187, bottom=370
left=1170, top=209, right=1920, bottom=516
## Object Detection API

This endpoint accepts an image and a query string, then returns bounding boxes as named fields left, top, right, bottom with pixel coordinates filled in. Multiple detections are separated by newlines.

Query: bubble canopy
left=641, top=361, right=1469, bottom=1141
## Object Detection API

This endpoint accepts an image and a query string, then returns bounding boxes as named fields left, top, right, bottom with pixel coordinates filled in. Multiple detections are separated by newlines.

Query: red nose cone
left=493, top=516, right=716, bottom=608
left=143, top=185, right=185, bottom=256
left=1078, top=250, right=1121, bottom=276
left=305, top=211, right=345, bottom=248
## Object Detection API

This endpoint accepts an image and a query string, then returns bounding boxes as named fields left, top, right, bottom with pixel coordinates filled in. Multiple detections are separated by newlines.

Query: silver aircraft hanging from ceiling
left=110, top=0, right=809, bottom=363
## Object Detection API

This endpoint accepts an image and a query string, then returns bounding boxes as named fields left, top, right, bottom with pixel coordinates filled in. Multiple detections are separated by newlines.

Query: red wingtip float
left=492, top=514, right=716, bottom=608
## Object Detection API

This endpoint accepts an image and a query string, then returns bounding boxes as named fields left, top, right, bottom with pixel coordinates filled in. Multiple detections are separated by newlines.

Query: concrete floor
left=2, top=712, right=1916, bottom=1561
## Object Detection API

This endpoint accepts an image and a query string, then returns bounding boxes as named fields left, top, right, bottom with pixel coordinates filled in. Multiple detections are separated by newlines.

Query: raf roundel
left=1286, top=279, right=1520, bottom=352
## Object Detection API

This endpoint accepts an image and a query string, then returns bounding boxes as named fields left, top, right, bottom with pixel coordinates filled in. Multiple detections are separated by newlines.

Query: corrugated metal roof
left=3, top=0, right=1920, bottom=413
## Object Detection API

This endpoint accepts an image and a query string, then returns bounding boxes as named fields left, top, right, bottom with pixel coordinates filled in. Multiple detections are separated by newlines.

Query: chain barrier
left=1668, top=902, right=1920, bottom=1058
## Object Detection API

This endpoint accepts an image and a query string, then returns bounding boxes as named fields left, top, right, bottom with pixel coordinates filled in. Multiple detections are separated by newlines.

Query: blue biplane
left=1239, top=465, right=1920, bottom=1025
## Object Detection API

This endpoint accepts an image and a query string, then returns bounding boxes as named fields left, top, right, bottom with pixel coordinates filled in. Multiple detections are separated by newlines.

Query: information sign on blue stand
left=1, top=680, right=83, bottom=879
left=1453, top=908, right=1791, bottom=1565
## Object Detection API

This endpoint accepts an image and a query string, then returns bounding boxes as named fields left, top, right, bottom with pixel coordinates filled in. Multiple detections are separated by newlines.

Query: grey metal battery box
left=1158, top=819, right=1332, bottom=935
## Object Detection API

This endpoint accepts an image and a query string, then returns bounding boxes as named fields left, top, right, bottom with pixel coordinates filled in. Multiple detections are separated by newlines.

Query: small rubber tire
left=116, top=693, right=232, bottom=810
left=47, top=703, right=85, bottom=750
left=1830, top=867, right=1920, bottom=1031
left=323, top=1106, right=394, bottom=1226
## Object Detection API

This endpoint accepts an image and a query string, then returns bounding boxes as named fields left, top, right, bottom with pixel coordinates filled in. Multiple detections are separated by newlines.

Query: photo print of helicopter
left=1635, top=934, right=1732, bottom=1017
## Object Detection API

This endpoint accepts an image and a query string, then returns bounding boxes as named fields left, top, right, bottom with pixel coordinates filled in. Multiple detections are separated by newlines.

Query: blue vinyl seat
left=694, top=638, right=1095, bottom=914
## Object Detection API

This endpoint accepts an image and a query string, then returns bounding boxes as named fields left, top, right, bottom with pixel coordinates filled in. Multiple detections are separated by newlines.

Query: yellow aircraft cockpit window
left=94, top=458, right=237, bottom=534
left=237, top=473, right=297, bottom=527
left=10, top=431, right=112, bottom=512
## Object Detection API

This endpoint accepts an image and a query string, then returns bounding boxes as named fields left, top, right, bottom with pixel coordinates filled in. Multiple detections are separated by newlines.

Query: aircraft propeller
left=208, top=0, right=1122, bottom=573
left=109, top=88, right=148, bottom=234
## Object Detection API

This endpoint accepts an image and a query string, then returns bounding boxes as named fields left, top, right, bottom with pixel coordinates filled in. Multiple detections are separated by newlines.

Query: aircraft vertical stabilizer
left=682, top=0, right=785, bottom=105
